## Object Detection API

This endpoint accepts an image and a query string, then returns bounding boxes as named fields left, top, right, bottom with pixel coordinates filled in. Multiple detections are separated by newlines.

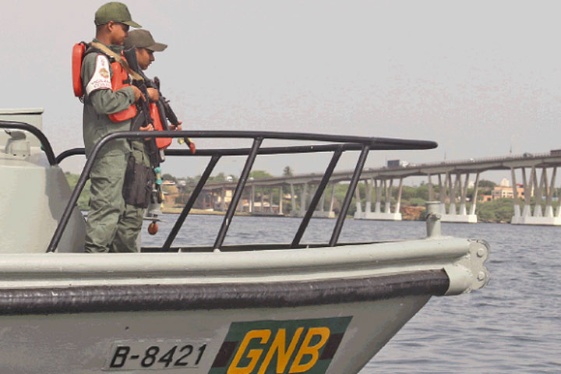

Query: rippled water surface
left=143, top=215, right=561, bottom=373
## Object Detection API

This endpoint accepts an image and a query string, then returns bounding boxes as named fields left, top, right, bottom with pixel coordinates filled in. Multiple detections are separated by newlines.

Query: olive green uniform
left=82, top=39, right=136, bottom=253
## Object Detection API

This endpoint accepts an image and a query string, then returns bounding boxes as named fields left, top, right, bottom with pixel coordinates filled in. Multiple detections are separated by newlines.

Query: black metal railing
left=0, top=121, right=57, bottom=165
left=0, top=121, right=437, bottom=253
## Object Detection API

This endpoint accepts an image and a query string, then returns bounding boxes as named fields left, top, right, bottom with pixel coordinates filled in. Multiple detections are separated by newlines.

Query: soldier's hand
left=140, top=123, right=154, bottom=132
left=169, top=120, right=183, bottom=131
left=131, top=86, right=144, bottom=102
left=147, top=88, right=160, bottom=102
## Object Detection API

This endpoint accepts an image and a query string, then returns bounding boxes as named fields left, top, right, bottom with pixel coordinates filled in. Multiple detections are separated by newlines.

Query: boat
left=0, top=108, right=489, bottom=374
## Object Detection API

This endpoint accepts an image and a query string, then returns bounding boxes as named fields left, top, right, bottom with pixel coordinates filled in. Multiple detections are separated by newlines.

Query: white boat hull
left=0, top=297, right=430, bottom=374
left=0, top=237, right=488, bottom=374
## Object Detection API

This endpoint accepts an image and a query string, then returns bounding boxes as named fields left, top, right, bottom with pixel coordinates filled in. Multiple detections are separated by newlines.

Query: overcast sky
left=2, top=0, right=561, bottom=180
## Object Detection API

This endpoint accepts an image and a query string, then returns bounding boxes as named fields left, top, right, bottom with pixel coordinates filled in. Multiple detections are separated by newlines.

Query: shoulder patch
left=85, top=54, right=112, bottom=95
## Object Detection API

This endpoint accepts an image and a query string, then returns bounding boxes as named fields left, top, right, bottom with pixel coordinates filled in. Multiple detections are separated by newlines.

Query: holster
left=122, top=154, right=155, bottom=209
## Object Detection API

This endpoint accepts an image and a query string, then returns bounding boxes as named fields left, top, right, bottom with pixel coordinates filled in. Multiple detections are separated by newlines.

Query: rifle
left=152, top=76, right=196, bottom=154
left=122, top=47, right=164, bottom=167
left=121, top=51, right=196, bottom=155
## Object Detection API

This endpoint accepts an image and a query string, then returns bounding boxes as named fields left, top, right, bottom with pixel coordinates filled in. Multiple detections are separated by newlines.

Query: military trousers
left=84, top=151, right=128, bottom=253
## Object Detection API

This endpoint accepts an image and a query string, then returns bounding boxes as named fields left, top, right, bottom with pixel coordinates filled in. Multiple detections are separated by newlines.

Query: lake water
left=142, top=214, right=561, bottom=373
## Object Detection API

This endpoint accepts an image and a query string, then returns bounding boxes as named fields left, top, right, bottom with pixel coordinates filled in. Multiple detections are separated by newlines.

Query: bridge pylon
left=432, top=172, right=478, bottom=223
left=510, top=166, right=561, bottom=225
left=354, top=178, right=402, bottom=221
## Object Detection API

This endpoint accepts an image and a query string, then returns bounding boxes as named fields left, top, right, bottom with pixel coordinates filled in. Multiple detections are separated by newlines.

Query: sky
left=2, top=0, right=561, bottom=181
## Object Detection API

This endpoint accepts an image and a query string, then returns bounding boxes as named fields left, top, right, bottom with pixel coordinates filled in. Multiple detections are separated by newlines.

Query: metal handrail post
left=46, top=145, right=99, bottom=252
left=291, top=147, right=343, bottom=248
left=329, top=145, right=370, bottom=247
left=162, top=154, right=221, bottom=250
left=213, top=137, right=263, bottom=250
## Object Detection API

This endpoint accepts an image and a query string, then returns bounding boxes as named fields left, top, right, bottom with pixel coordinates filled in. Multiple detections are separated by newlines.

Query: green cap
left=94, top=2, right=141, bottom=28
left=124, top=29, right=167, bottom=51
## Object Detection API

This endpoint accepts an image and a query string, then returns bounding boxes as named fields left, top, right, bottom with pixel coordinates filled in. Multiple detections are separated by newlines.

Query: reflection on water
left=142, top=215, right=561, bottom=373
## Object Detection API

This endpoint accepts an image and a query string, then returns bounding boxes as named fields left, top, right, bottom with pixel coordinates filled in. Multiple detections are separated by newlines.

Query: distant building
left=491, top=178, right=526, bottom=200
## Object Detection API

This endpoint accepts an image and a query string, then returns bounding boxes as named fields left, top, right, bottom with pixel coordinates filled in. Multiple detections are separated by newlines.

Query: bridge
left=198, top=150, right=561, bottom=225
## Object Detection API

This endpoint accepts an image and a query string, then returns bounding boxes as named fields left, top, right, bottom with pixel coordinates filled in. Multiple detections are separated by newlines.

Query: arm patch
left=85, top=54, right=112, bottom=95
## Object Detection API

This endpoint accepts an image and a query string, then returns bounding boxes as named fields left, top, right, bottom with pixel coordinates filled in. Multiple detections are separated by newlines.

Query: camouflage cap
left=124, top=29, right=167, bottom=52
left=95, top=2, right=141, bottom=28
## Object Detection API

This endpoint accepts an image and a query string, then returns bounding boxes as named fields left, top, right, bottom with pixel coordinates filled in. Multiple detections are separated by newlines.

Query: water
left=142, top=215, right=561, bottom=373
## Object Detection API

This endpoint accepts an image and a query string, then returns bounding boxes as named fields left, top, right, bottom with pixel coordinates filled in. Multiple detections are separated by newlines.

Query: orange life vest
left=149, top=102, right=172, bottom=149
left=72, top=42, right=137, bottom=123
left=108, top=59, right=138, bottom=122
left=72, top=42, right=86, bottom=97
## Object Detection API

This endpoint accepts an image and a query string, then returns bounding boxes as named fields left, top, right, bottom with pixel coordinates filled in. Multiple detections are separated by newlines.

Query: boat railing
left=0, top=120, right=437, bottom=253
left=0, top=120, right=57, bottom=165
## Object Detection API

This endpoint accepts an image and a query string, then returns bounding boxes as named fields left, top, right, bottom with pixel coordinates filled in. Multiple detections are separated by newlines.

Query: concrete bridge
left=200, top=150, right=561, bottom=225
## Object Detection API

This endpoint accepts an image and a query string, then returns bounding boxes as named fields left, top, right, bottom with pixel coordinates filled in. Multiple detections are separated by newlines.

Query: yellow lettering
left=228, top=329, right=271, bottom=374
left=258, top=327, right=304, bottom=374
left=289, top=327, right=330, bottom=373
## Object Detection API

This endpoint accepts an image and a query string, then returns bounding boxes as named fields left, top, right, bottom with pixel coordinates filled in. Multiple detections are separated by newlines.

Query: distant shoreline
left=161, top=207, right=250, bottom=216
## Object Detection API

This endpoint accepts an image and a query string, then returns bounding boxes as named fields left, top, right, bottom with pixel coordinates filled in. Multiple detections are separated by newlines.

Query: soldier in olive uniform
left=81, top=2, right=143, bottom=253
left=111, top=29, right=180, bottom=252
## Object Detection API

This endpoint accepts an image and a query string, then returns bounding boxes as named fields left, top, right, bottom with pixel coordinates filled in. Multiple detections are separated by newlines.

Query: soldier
left=112, top=29, right=180, bottom=252
left=81, top=2, right=143, bottom=252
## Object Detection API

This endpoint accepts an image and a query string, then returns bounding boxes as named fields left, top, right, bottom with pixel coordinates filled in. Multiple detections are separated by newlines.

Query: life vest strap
left=90, top=41, right=144, bottom=82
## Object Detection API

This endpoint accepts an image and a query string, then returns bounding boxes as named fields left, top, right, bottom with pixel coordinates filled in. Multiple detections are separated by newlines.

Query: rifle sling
left=90, top=41, right=144, bottom=82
